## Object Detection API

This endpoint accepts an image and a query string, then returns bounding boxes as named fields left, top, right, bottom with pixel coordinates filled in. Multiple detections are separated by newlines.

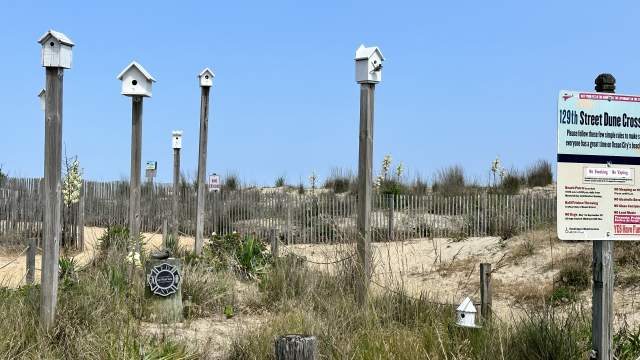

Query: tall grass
left=526, top=160, right=553, bottom=187
left=229, top=255, right=599, bottom=359
left=432, top=165, right=466, bottom=196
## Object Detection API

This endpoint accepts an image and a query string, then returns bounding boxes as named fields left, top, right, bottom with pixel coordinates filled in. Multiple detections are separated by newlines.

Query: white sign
left=557, top=90, right=640, bottom=240
left=208, top=174, right=220, bottom=192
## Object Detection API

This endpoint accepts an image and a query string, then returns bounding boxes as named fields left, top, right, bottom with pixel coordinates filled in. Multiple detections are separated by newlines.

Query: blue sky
left=1, top=1, right=639, bottom=186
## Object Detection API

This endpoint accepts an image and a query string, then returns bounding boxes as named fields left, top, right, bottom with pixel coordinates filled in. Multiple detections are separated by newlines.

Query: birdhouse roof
left=38, top=89, right=46, bottom=98
left=38, top=30, right=74, bottom=46
left=456, top=297, right=477, bottom=313
left=116, top=61, right=156, bottom=82
left=172, top=130, right=183, bottom=137
left=355, top=45, right=384, bottom=61
left=198, top=68, right=215, bottom=78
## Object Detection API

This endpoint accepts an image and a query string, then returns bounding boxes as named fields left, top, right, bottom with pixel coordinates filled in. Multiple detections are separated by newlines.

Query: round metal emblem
left=147, top=262, right=181, bottom=297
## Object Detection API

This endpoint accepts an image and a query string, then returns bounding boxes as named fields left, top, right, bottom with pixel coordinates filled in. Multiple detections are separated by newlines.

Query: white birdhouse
left=198, top=68, right=215, bottom=87
left=172, top=131, right=183, bottom=149
left=38, top=30, right=74, bottom=69
left=38, top=89, right=46, bottom=112
left=456, top=297, right=478, bottom=328
left=355, top=45, right=384, bottom=84
left=117, top=61, right=156, bottom=97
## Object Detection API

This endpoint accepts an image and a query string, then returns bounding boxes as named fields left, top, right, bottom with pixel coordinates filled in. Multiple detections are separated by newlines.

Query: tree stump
left=144, top=254, right=183, bottom=323
left=275, top=334, right=317, bottom=360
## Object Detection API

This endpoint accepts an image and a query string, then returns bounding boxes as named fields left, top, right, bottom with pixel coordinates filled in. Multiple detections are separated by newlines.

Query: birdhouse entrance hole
left=132, top=80, right=138, bottom=85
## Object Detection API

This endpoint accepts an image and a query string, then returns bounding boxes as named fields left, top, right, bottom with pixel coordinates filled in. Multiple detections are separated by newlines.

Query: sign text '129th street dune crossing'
left=557, top=90, right=640, bottom=240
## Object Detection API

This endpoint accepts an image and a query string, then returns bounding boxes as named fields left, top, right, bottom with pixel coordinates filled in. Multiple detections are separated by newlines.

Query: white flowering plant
left=63, top=157, right=82, bottom=206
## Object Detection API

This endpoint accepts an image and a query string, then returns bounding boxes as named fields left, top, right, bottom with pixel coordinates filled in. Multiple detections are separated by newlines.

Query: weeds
left=526, top=160, right=553, bottom=187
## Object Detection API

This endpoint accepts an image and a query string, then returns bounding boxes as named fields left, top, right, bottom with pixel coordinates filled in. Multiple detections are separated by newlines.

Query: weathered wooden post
left=144, top=250, right=183, bottom=323
left=171, top=131, right=183, bottom=241
left=37, top=29, right=73, bottom=329
left=591, top=74, right=615, bottom=360
left=387, top=195, right=395, bottom=241
left=117, top=61, right=155, bottom=252
left=26, top=238, right=36, bottom=285
left=162, top=218, right=168, bottom=248
left=271, top=228, right=279, bottom=258
left=479, top=263, right=491, bottom=321
left=275, top=335, right=317, bottom=360
left=354, top=45, right=384, bottom=303
left=195, top=68, right=214, bottom=256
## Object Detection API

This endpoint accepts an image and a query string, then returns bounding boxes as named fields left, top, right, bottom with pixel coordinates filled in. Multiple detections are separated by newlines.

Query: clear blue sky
left=1, top=1, right=639, bottom=186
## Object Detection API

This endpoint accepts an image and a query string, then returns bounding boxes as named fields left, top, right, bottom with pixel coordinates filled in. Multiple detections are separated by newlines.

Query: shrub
left=223, top=173, right=239, bottom=191
left=324, top=168, right=355, bottom=194
left=98, top=225, right=130, bottom=254
left=411, top=175, right=429, bottom=195
left=379, top=179, right=408, bottom=196
left=275, top=176, right=286, bottom=188
left=500, top=170, right=524, bottom=195
left=0, top=165, right=6, bottom=187
left=203, top=232, right=271, bottom=278
left=432, top=165, right=466, bottom=196
left=526, top=160, right=553, bottom=187
left=181, top=262, right=232, bottom=318
left=555, top=254, right=591, bottom=291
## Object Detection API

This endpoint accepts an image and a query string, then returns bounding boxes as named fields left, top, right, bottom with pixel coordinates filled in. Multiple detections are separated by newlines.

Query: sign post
left=556, top=74, right=639, bottom=359
left=145, top=161, right=157, bottom=183
left=38, top=29, right=74, bottom=329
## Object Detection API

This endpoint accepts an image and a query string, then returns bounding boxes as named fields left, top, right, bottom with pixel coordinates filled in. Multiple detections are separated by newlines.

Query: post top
left=38, top=30, right=74, bottom=47
left=595, top=73, right=616, bottom=93
left=172, top=130, right=183, bottom=137
left=198, top=67, right=215, bottom=79
left=117, top=61, right=156, bottom=82
left=355, top=44, right=384, bottom=61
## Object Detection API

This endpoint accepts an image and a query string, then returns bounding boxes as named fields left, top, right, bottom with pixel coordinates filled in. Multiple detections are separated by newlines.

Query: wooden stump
left=275, top=334, right=317, bottom=360
left=144, top=256, right=183, bottom=323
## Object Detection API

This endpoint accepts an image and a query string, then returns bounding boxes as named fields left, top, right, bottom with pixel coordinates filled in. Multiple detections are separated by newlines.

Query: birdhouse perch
left=456, top=297, right=480, bottom=328
left=198, top=68, right=215, bottom=87
left=355, top=44, right=384, bottom=84
left=38, top=30, right=74, bottom=69
left=172, top=131, right=183, bottom=149
left=117, top=61, right=156, bottom=97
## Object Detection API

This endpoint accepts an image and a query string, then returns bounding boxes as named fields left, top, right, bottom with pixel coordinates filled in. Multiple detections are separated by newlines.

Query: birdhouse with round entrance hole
left=117, top=61, right=156, bottom=97
left=38, top=30, right=74, bottom=69
left=355, top=45, right=384, bottom=84
left=198, top=68, right=215, bottom=87
left=172, top=131, right=183, bottom=149
left=456, top=297, right=478, bottom=328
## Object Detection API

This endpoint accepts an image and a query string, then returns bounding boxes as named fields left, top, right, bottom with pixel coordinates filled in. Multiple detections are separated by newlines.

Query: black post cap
left=595, top=73, right=616, bottom=93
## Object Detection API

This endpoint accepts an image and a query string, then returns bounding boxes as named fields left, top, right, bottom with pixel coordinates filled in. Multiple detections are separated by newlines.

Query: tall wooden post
left=38, top=29, right=74, bottom=329
left=480, top=263, right=492, bottom=321
left=592, top=73, right=615, bottom=360
left=129, top=96, right=143, bottom=251
left=354, top=45, right=383, bottom=304
left=196, top=68, right=214, bottom=256
left=356, top=82, right=374, bottom=303
left=172, top=131, right=183, bottom=242
left=118, top=61, right=155, bottom=253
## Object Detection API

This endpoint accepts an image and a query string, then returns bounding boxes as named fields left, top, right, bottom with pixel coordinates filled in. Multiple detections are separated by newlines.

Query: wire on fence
left=0, top=246, right=29, bottom=271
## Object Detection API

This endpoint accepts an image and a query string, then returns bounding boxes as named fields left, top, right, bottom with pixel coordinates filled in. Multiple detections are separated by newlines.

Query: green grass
left=228, top=256, right=601, bottom=360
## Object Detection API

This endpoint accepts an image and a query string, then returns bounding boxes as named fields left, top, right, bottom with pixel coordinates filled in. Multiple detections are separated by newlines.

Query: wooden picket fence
left=1, top=178, right=556, bottom=245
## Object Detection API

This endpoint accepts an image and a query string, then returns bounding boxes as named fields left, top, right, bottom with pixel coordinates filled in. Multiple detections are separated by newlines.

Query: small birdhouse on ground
left=117, top=61, right=156, bottom=97
left=456, top=297, right=478, bottom=328
left=198, top=68, right=215, bottom=87
left=355, top=44, right=384, bottom=84
left=38, top=30, right=74, bottom=69
left=172, top=131, right=183, bottom=149
left=38, top=89, right=46, bottom=112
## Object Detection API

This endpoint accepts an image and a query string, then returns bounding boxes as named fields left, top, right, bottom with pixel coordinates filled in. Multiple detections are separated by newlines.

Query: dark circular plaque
left=147, top=262, right=180, bottom=296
